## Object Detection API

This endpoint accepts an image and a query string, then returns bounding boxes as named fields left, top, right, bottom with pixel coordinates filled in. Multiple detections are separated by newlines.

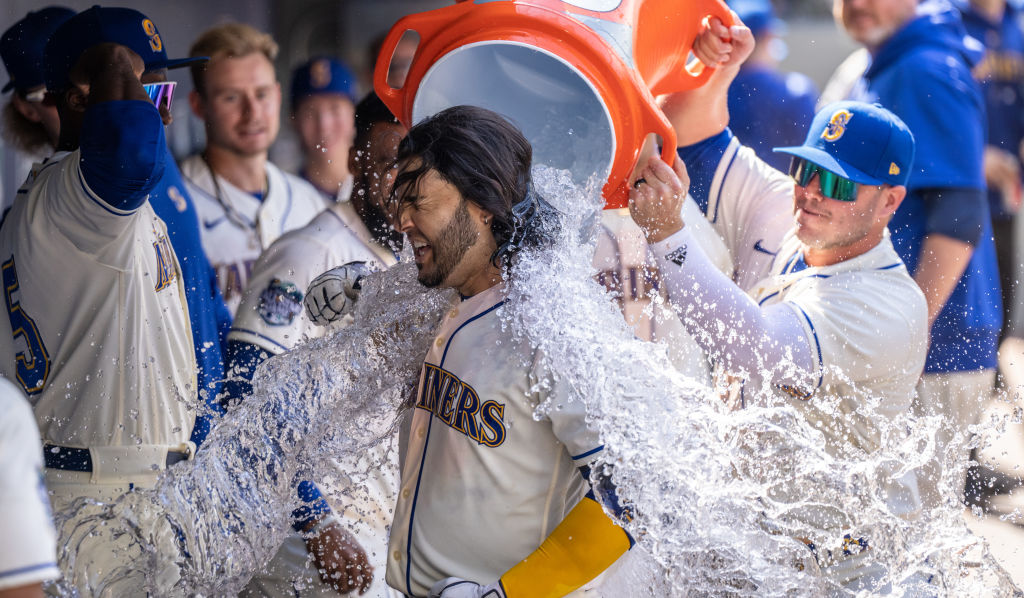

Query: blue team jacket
left=858, top=0, right=1001, bottom=373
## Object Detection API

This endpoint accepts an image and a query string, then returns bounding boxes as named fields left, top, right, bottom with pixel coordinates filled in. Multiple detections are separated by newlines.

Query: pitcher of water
left=374, top=0, right=733, bottom=209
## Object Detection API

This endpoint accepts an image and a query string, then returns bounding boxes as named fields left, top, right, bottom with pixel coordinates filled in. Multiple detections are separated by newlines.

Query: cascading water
left=51, top=167, right=1022, bottom=597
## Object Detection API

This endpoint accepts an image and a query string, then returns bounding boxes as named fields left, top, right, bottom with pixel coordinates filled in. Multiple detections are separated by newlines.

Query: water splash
left=50, top=167, right=1022, bottom=597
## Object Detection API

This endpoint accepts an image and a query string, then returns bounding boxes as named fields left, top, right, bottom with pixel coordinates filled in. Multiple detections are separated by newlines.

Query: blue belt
left=43, top=444, right=189, bottom=472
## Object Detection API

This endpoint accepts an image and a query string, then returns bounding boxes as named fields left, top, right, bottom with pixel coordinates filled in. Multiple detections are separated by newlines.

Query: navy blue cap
left=42, top=5, right=207, bottom=93
left=291, top=57, right=356, bottom=106
left=774, top=101, right=916, bottom=187
left=1, top=7, right=76, bottom=93
left=728, top=0, right=783, bottom=37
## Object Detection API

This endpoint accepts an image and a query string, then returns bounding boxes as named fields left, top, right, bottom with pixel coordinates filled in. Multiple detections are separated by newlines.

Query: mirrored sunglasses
left=143, top=81, right=176, bottom=112
left=789, top=157, right=859, bottom=202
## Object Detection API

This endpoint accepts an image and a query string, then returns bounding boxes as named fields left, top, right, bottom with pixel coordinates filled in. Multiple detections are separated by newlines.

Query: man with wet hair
left=384, top=105, right=631, bottom=598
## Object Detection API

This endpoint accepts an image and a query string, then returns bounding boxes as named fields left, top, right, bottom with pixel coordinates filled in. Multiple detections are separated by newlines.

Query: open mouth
left=412, top=240, right=432, bottom=264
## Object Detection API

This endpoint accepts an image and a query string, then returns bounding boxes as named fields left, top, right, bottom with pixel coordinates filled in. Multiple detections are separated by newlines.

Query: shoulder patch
left=258, top=279, right=304, bottom=326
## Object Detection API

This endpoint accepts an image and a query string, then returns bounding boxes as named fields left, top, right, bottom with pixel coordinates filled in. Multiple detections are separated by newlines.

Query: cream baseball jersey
left=0, top=377, right=59, bottom=591
left=386, top=283, right=602, bottom=597
left=701, top=136, right=795, bottom=290
left=746, top=231, right=928, bottom=454
left=228, top=204, right=391, bottom=353
left=180, top=155, right=329, bottom=314
left=0, top=151, right=197, bottom=448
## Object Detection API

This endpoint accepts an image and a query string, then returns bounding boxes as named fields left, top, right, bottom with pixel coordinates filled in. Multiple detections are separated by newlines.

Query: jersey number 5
left=2, top=257, right=50, bottom=395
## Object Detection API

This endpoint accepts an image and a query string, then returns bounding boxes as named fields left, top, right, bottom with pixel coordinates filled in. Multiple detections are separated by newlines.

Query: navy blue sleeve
left=579, top=464, right=634, bottom=547
left=79, top=100, right=166, bottom=211
left=676, top=128, right=734, bottom=215
left=921, top=187, right=988, bottom=245
left=223, top=339, right=333, bottom=530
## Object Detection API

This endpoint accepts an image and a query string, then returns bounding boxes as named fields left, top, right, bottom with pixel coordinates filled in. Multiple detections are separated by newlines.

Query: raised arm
left=660, top=17, right=753, bottom=148
left=630, top=155, right=817, bottom=393
left=72, top=43, right=165, bottom=212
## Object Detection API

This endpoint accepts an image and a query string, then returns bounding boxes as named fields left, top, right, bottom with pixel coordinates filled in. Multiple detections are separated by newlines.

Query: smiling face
left=792, top=170, right=904, bottom=265
left=395, top=165, right=498, bottom=295
left=192, top=52, right=281, bottom=157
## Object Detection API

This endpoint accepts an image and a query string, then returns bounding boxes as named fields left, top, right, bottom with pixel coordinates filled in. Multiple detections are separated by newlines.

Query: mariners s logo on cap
left=142, top=19, right=162, bottom=52
left=821, top=109, right=852, bottom=142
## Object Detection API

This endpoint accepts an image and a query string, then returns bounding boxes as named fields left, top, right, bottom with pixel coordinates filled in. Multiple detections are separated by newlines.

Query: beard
left=418, top=199, right=478, bottom=288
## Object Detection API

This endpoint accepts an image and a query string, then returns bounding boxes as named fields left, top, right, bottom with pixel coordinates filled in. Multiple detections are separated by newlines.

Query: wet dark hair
left=354, top=91, right=400, bottom=146
left=391, top=105, right=560, bottom=265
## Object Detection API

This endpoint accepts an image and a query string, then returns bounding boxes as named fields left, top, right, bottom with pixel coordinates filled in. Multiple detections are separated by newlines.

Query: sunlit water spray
left=53, top=167, right=1021, bottom=597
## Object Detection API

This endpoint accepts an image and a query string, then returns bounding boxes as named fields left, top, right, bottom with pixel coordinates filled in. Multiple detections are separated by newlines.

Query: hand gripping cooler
left=374, top=0, right=733, bottom=209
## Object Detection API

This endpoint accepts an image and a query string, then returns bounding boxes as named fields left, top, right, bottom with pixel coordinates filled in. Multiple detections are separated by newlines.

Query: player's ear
left=63, top=86, right=88, bottom=114
left=881, top=184, right=906, bottom=216
left=188, top=89, right=204, bottom=120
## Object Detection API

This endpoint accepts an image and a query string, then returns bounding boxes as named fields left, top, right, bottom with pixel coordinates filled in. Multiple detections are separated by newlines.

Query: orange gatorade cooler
left=374, top=0, right=733, bottom=209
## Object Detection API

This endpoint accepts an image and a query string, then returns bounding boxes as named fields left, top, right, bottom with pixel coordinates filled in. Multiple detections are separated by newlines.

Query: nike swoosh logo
left=203, top=216, right=226, bottom=230
left=753, top=239, right=777, bottom=256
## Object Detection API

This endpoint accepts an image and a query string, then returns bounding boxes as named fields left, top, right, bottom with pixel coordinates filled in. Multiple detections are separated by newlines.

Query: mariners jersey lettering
left=387, top=284, right=602, bottom=597
left=228, top=205, right=386, bottom=353
left=0, top=151, right=197, bottom=447
left=180, top=155, right=329, bottom=315
left=416, top=363, right=506, bottom=447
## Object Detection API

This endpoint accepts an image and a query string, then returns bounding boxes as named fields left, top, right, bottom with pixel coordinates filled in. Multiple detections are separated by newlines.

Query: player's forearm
left=78, top=100, right=165, bottom=211
left=914, top=234, right=974, bottom=328
left=660, top=20, right=749, bottom=147
left=659, top=79, right=732, bottom=148
left=498, top=496, right=630, bottom=598
left=650, top=228, right=816, bottom=388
